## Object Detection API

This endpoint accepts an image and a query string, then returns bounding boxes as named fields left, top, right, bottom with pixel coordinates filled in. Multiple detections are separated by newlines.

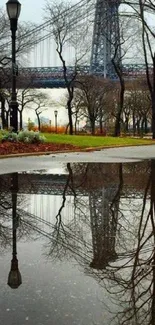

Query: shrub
left=2, top=132, right=18, bottom=142
left=1, top=130, right=46, bottom=144
left=28, top=121, right=35, bottom=131
left=18, top=130, right=46, bottom=143
left=95, top=128, right=107, bottom=136
left=32, top=124, right=66, bottom=134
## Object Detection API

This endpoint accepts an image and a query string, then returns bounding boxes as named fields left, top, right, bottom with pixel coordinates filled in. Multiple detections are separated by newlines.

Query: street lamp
left=6, top=0, right=21, bottom=132
left=54, top=110, right=58, bottom=133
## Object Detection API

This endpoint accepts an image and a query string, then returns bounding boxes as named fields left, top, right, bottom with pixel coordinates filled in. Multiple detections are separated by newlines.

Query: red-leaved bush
left=31, top=124, right=66, bottom=134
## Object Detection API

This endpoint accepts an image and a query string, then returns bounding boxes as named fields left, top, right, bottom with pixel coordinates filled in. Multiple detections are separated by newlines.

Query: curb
left=0, top=142, right=155, bottom=159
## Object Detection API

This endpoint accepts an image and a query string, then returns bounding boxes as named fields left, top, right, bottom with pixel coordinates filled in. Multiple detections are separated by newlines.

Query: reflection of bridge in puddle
left=0, top=163, right=150, bottom=274
left=25, top=186, right=119, bottom=271
left=0, top=172, right=148, bottom=197
left=0, top=171, right=121, bottom=272
left=1, top=173, right=88, bottom=196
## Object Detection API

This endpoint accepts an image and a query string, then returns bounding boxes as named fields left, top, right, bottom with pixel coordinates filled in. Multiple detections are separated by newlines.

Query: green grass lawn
left=43, top=133, right=155, bottom=148
left=0, top=130, right=154, bottom=149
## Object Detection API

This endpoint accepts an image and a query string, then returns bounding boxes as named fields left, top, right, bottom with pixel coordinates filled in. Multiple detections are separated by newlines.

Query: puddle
left=0, top=160, right=154, bottom=325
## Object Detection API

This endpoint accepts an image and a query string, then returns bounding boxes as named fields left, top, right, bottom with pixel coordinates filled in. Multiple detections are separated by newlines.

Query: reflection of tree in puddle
left=46, top=161, right=155, bottom=324
left=105, top=160, right=155, bottom=325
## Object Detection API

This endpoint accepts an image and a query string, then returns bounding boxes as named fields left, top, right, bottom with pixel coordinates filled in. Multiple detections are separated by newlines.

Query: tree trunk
left=126, top=119, right=129, bottom=133
left=140, top=119, right=144, bottom=136
left=74, top=121, right=77, bottom=135
left=152, top=94, right=155, bottom=139
left=151, top=54, right=155, bottom=139
left=114, top=104, right=122, bottom=137
left=112, top=60, right=125, bottom=137
left=5, top=111, right=9, bottom=129
left=67, top=104, right=73, bottom=135
left=99, top=117, right=103, bottom=134
left=113, top=84, right=125, bottom=136
left=99, top=106, right=103, bottom=134
left=141, top=117, right=146, bottom=135
left=136, top=120, right=140, bottom=135
left=19, top=110, right=23, bottom=130
left=1, top=98, right=7, bottom=129
left=37, top=114, right=41, bottom=131
left=67, top=89, right=74, bottom=135
left=133, top=113, right=136, bottom=136
left=144, top=117, right=148, bottom=134
left=125, top=118, right=129, bottom=133
left=65, top=123, right=69, bottom=134
left=57, top=50, right=74, bottom=136
left=90, top=119, right=95, bottom=135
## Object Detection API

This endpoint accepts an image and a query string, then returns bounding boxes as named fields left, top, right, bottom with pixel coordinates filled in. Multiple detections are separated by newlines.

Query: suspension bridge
left=0, top=0, right=150, bottom=88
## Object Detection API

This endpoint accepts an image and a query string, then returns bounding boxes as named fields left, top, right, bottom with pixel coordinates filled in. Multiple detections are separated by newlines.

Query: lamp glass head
left=6, top=0, right=21, bottom=20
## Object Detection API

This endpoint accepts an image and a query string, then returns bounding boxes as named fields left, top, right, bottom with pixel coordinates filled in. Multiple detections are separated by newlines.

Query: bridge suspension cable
left=27, top=6, right=95, bottom=48
left=0, top=0, right=94, bottom=52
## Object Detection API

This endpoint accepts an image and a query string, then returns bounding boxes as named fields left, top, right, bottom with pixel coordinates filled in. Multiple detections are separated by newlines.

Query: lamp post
left=8, top=173, right=22, bottom=289
left=54, top=110, right=58, bottom=133
left=6, top=0, right=21, bottom=133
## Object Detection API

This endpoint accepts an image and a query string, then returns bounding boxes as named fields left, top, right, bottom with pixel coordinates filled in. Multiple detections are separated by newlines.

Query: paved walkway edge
left=0, top=143, right=155, bottom=159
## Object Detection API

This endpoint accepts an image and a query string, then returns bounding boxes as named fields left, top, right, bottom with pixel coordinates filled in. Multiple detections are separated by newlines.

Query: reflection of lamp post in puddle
left=8, top=173, right=22, bottom=289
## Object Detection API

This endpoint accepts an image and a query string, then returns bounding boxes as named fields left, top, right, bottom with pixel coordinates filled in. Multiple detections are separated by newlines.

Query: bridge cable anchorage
left=0, top=0, right=93, bottom=51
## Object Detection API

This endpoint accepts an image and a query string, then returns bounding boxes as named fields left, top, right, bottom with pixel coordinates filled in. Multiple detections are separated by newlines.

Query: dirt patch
left=0, top=142, right=81, bottom=155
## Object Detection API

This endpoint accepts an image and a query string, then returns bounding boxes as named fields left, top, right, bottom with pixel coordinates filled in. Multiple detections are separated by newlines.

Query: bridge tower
left=90, top=0, right=121, bottom=78
left=89, top=187, right=118, bottom=270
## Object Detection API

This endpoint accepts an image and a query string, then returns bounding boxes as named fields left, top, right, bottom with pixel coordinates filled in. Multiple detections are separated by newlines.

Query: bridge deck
left=2, top=64, right=152, bottom=88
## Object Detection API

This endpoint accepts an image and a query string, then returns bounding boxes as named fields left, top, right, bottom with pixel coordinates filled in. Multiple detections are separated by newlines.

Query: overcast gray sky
left=1, top=0, right=44, bottom=23
left=1, top=0, right=76, bottom=23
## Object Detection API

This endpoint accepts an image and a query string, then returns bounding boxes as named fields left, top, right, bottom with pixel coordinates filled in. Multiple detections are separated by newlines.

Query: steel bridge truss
left=20, top=64, right=153, bottom=77
left=90, top=0, right=121, bottom=78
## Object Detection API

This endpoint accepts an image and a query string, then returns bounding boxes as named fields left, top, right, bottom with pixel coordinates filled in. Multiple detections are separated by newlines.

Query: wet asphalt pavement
left=0, top=145, right=155, bottom=174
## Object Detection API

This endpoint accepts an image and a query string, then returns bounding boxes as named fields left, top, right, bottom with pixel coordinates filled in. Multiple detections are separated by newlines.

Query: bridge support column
left=90, top=0, right=121, bottom=78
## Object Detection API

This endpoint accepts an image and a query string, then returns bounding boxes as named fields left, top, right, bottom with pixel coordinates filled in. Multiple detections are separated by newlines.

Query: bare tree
left=110, top=14, right=141, bottom=136
left=16, top=79, right=37, bottom=130
left=44, top=0, right=91, bottom=135
left=26, top=91, right=50, bottom=131
left=74, top=75, right=114, bottom=134
left=121, top=0, right=155, bottom=138
left=123, top=80, right=151, bottom=135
